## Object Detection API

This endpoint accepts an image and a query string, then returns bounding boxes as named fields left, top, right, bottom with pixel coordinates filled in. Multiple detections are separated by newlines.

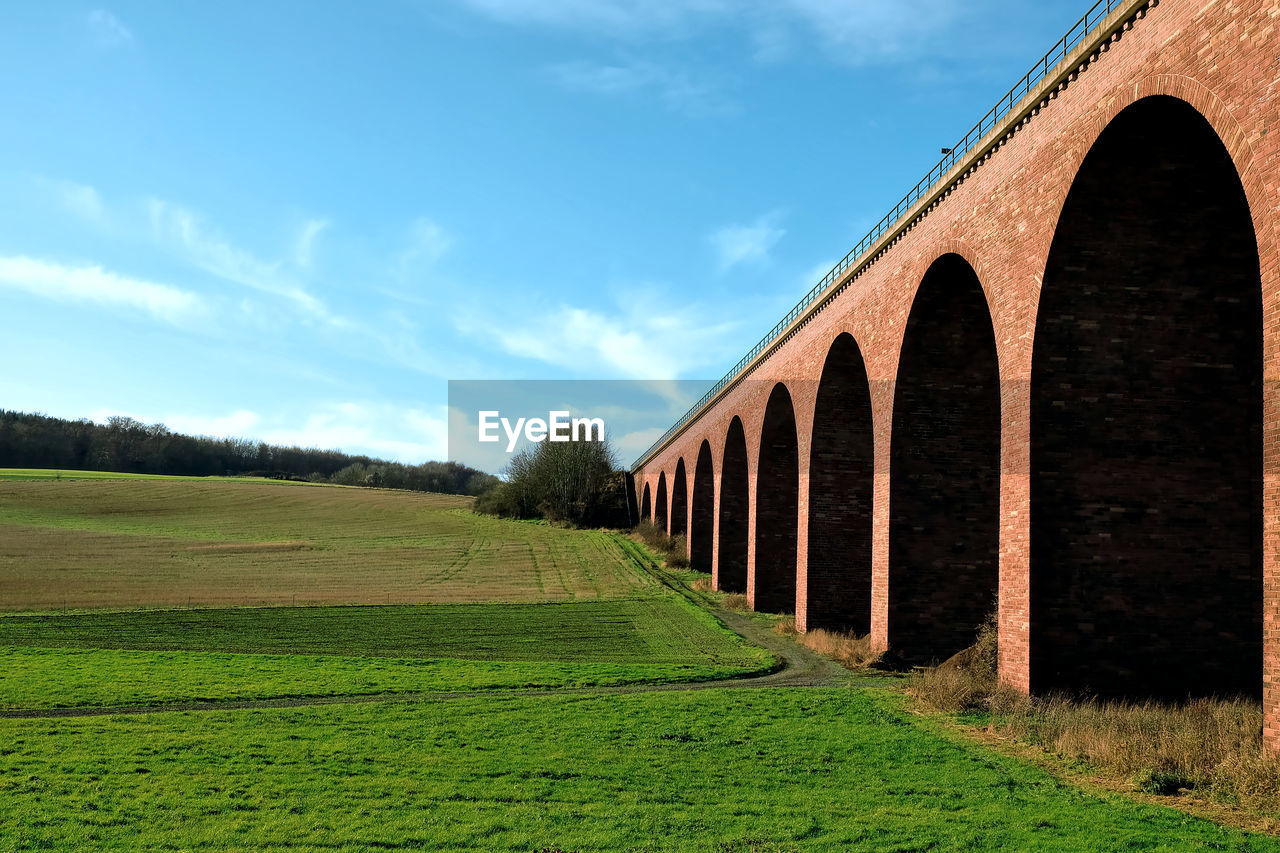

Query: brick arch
left=690, top=441, right=714, bottom=572
left=889, top=252, right=1001, bottom=662
left=655, top=471, right=668, bottom=530
left=1029, top=93, right=1265, bottom=699
left=640, top=481, right=651, bottom=522
left=718, top=416, right=750, bottom=593
left=1037, top=75, right=1277, bottom=310
left=754, top=382, right=800, bottom=614
left=670, top=458, right=689, bottom=537
left=806, top=332, right=875, bottom=634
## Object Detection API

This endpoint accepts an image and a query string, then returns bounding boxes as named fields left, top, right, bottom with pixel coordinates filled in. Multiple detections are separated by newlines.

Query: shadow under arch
left=807, top=332, right=875, bottom=634
left=670, top=459, right=688, bottom=537
left=690, top=441, right=714, bottom=572
left=655, top=471, right=668, bottom=531
left=718, top=418, right=749, bottom=593
left=755, top=383, right=799, bottom=614
left=889, top=253, right=1001, bottom=663
left=1030, top=95, right=1263, bottom=699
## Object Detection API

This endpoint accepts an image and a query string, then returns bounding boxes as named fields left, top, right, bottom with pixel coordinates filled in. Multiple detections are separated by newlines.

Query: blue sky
left=0, top=0, right=1084, bottom=466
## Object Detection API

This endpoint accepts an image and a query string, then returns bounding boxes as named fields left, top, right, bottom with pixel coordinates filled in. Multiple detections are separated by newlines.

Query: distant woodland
left=0, top=410, right=498, bottom=496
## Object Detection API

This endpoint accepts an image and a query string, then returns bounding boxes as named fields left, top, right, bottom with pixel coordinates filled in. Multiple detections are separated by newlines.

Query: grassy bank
left=3, top=689, right=1275, bottom=851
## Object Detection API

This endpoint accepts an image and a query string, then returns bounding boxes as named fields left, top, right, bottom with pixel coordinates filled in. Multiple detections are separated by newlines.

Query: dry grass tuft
left=910, top=612, right=999, bottom=712
left=631, top=522, right=692, bottom=570
left=690, top=578, right=714, bottom=592
left=992, top=694, right=1280, bottom=807
left=773, top=616, right=882, bottom=669
left=665, top=535, right=690, bottom=569
left=720, top=593, right=752, bottom=611
left=909, top=611, right=1280, bottom=808
left=632, top=521, right=669, bottom=551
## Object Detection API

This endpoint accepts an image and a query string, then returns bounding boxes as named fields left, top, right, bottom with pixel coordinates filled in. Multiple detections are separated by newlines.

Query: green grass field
left=0, top=476, right=648, bottom=609
left=3, top=690, right=1275, bottom=851
left=0, top=601, right=772, bottom=708
left=0, top=473, right=1276, bottom=849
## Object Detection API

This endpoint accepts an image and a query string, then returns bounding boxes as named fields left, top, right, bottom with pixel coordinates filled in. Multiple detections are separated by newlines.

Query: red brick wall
left=635, top=0, right=1280, bottom=750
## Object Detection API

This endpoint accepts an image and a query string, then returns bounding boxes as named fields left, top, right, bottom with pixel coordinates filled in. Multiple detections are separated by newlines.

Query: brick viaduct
left=629, top=0, right=1280, bottom=750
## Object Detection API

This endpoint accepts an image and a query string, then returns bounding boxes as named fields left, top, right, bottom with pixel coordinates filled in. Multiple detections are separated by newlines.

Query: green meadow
left=3, top=690, right=1275, bottom=851
left=0, top=473, right=1275, bottom=850
left=0, top=601, right=773, bottom=709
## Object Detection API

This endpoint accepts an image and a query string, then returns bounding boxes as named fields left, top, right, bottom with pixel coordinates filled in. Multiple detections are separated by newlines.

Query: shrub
left=476, top=437, right=627, bottom=527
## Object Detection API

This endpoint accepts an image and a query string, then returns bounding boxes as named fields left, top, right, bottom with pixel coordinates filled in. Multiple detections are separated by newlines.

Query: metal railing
left=633, top=0, right=1130, bottom=469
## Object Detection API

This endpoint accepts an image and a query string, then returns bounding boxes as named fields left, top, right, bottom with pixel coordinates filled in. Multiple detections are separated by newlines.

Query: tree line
left=0, top=410, right=498, bottom=496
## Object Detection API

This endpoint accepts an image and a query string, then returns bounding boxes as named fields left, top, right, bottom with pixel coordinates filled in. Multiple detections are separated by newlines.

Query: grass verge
left=909, top=615, right=1280, bottom=816
left=2, top=688, right=1275, bottom=851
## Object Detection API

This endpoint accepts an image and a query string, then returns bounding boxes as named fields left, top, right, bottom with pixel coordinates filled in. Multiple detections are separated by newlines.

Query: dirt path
left=0, top=605, right=862, bottom=720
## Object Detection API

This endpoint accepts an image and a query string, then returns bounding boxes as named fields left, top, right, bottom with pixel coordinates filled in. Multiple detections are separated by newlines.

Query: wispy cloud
left=396, top=217, right=454, bottom=274
left=146, top=199, right=336, bottom=323
left=47, top=179, right=107, bottom=224
left=448, top=0, right=730, bottom=39
left=86, top=9, right=135, bottom=49
left=450, top=0, right=962, bottom=65
left=457, top=288, right=739, bottom=379
left=544, top=58, right=727, bottom=115
left=293, top=219, right=329, bottom=269
left=0, top=255, right=204, bottom=326
left=773, top=0, right=959, bottom=64
left=31, top=177, right=479, bottom=374
left=40, top=179, right=339, bottom=325
left=708, top=211, right=785, bottom=272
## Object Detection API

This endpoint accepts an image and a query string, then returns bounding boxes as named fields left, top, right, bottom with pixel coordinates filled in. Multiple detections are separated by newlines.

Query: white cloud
left=708, top=211, right=785, bottom=272
left=293, top=219, right=329, bottom=269
left=397, top=217, right=454, bottom=274
left=449, top=0, right=730, bottom=38
left=614, top=425, right=665, bottom=462
left=35, top=180, right=342, bottom=326
left=777, top=0, right=958, bottom=62
left=544, top=58, right=725, bottom=114
left=451, top=0, right=961, bottom=64
left=147, top=198, right=336, bottom=323
left=160, top=410, right=262, bottom=439
left=49, top=179, right=107, bottom=224
left=88, top=403, right=448, bottom=464
left=261, top=402, right=449, bottom=463
left=86, top=9, right=135, bottom=48
left=30, top=178, right=481, bottom=375
left=0, top=255, right=204, bottom=326
left=457, top=289, right=739, bottom=379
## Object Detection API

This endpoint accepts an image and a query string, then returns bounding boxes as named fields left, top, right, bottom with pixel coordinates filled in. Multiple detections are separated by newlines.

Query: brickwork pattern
left=633, top=0, right=1280, bottom=749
